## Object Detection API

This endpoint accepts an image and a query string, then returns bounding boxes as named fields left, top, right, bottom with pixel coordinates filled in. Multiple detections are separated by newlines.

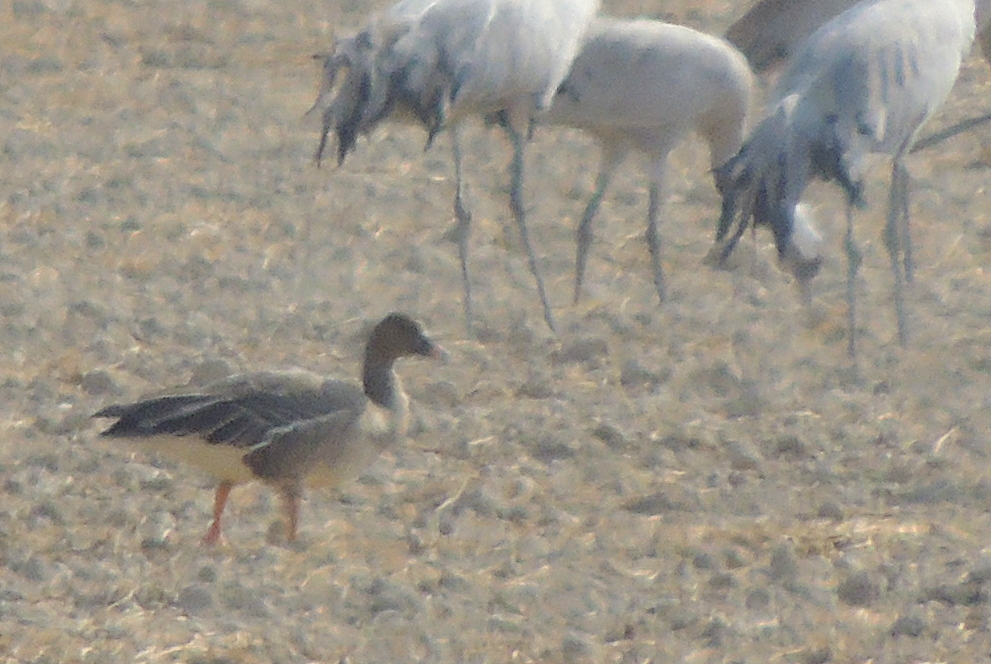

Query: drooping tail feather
left=711, top=97, right=849, bottom=284
left=308, top=33, right=379, bottom=166
left=308, top=14, right=462, bottom=165
left=710, top=117, right=789, bottom=264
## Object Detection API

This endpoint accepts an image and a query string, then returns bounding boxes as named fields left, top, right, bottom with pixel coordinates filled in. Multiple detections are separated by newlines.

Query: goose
left=93, top=313, right=444, bottom=545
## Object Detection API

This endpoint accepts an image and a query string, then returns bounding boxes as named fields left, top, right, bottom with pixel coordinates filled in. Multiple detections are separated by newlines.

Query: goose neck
left=363, top=357, right=398, bottom=408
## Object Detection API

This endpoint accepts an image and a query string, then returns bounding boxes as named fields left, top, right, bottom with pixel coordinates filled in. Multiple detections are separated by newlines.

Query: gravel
left=2, top=0, right=991, bottom=661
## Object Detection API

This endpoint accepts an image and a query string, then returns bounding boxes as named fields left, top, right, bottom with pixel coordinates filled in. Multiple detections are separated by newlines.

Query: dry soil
left=3, top=0, right=991, bottom=662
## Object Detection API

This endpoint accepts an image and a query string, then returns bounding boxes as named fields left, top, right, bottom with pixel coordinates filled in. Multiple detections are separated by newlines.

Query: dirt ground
left=3, top=0, right=991, bottom=662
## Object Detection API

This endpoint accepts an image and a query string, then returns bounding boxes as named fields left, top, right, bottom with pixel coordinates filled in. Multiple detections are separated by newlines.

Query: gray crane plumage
left=542, top=17, right=754, bottom=304
left=726, top=0, right=991, bottom=155
left=311, top=0, right=601, bottom=333
left=712, top=0, right=976, bottom=360
left=726, top=0, right=991, bottom=73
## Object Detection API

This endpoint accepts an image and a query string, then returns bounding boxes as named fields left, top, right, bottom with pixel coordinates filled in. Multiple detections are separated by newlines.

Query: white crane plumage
left=310, top=0, right=601, bottom=333
left=541, top=18, right=755, bottom=304
left=711, top=0, right=977, bottom=360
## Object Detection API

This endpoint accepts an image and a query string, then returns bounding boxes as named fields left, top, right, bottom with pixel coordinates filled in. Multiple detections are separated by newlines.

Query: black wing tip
left=92, top=404, right=126, bottom=419
left=94, top=418, right=140, bottom=438
left=98, top=424, right=133, bottom=438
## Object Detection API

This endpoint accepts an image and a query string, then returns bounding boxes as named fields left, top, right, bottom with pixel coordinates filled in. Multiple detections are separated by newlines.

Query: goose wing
left=95, top=371, right=367, bottom=451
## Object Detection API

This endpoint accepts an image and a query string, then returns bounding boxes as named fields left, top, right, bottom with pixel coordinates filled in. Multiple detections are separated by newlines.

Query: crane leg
left=844, top=202, right=862, bottom=361
left=884, top=160, right=909, bottom=346
left=506, top=124, right=556, bottom=332
left=645, top=170, right=667, bottom=304
left=574, top=154, right=618, bottom=304
left=449, top=129, right=475, bottom=333
left=896, top=161, right=914, bottom=284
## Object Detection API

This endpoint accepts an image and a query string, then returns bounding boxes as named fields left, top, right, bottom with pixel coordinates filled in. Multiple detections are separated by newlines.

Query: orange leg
left=280, top=487, right=301, bottom=542
left=202, top=480, right=234, bottom=546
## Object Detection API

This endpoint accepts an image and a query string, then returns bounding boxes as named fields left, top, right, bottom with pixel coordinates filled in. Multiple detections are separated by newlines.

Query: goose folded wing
left=97, top=374, right=367, bottom=450
left=242, top=404, right=367, bottom=483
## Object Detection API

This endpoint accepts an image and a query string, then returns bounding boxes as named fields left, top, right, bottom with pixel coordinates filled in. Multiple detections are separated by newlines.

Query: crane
left=541, top=17, right=754, bottom=305
left=711, top=0, right=977, bottom=360
left=726, top=0, right=991, bottom=74
left=309, top=0, right=601, bottom=333
left=724, top=0, right=991, bottom=292
left=726, top=0, right=991, bottom=160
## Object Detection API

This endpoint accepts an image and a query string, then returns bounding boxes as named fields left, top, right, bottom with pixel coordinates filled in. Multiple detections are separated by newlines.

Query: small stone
left=891, top=613, right=926, bottom=637
left=406, top=530, right=427, bottom=555
left=965, top=560, right=991, bottom=585
left=700, top=617, right=727, bottom=647
left=656, top=432, right=704, bottom=451
left=135, top=316, right=167, bottom=341
left=766, top=434, right=809, bottom=459
left=603, top=623, right=635, bottom=643
left=837, top=570, right=881, bottom=607
left=924, top=582, right=988, bottom=606
left=421, top=380, right=459, bottom=407
left=12, top=555, right=49, bottom=582
left=723, top=381, right=767, bottom=417
left=437, top=571, right=470, bottom=592
left=499, top=505, right=529, bottom=524
left=723, top=548, right=748, bottom=569
left=30, top=501, right=64, bottom=526
left=817, top=501, right=845, bottom=521
left=404, top=247, right=427, bottom=273
left=487, top=615, right=525, bottom=634
left=768, top=542, right=799, bottom=582
left=800, top=645, right=832, bottom=664
left=80, top=368, right=119, bottom=395
left=707, top=572, right=737, bottom=591
left=963, top=606, right=990, bottom=631
left=516, top=376, right=553, bottom=399
left=34, top=414, right=77, bottom=436
left=622, top=488, right=699, bottom=515
left=126, top=464, right=174, bottom=492
left=562, top=633, right=591, bottom=659
left=745, top=588, right=770, bottom=610
left=366, top=577, right=420, bottom=615
left=591, top=422, right=627, bottom=450
left=553, top=336, right=609, bottom=364
left=189, top=359, right=234, bottom=386
left=727, top=470, right=748, bottom=487
left=455, top=486, right=497, bottom=518
left=176, top=584, right=213, bottom=615
left=726, top=441, right=760, bottom=471
left=692, top=550, right=718, bottom=571
left=138, top=470, right=174, bottom=492
left=529, top=436, right=576, bottom=463
left=139, top=512, right=177, bottom=550
left=619, top=359, right=662, bottom=388
left=220, top=581, right=271, bottom=618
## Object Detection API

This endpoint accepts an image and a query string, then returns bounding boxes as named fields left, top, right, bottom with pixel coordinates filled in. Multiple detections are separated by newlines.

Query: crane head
left=777, top=202, right=824, bottom=288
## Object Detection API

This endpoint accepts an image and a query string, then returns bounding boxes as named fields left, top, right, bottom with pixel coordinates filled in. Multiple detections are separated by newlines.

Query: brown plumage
left=94, top=313, right=444, bottom=545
